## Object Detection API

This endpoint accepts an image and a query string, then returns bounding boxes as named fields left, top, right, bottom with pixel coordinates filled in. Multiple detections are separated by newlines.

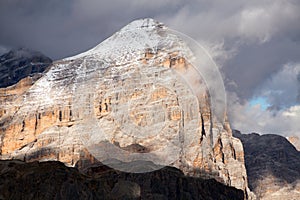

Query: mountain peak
left=120, top=18, right=165, bottom=32
left=64, top=18, right=176, bottom=61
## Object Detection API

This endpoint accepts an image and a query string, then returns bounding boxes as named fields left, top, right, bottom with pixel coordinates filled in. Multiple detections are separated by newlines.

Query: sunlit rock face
left=0, top=18, right=254, bottom=198
left=287, top=136, right=300, bottom=151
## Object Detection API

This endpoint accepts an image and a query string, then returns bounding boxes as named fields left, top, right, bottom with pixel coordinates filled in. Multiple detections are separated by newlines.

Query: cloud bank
left=228, top=63, right=300, bottom=136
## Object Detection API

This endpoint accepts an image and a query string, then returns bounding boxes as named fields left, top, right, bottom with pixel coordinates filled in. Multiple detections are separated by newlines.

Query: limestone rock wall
left=0, top=18, right=255, bottom=199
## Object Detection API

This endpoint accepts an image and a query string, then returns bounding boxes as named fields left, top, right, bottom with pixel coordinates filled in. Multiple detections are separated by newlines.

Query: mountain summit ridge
left=63, top=18, right=190, bottom=65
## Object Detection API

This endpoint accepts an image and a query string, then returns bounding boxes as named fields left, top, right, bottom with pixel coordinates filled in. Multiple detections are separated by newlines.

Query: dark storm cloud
left=223, top=37, right=300, bottom=99
left=0, top=0, right=184, bottom=59
left=0, top=0, right=74, bottom=58
left=1, top=0, right=300, bottom=134
left=297, top=72, right=300, bottom=103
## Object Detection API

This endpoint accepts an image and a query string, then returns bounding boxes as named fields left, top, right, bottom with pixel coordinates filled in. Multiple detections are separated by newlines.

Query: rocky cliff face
left=233, top=130, right=300, bottom=199
left=0, top=19, right=253, bottom=198
left=0, top=159, right=244, bottom=200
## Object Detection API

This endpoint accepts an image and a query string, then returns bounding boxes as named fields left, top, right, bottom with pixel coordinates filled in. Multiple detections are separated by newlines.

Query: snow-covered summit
left=63, top=18, right=187, bottom=63
left=119, top=18, right=165, bottom=32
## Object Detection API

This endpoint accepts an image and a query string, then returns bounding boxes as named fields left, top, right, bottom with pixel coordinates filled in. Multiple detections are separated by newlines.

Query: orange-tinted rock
left=287, top=136, right=300, bottom=151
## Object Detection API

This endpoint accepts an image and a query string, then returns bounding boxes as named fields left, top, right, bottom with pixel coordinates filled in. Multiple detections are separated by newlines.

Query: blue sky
left=249, top=97, right=270, bottom=110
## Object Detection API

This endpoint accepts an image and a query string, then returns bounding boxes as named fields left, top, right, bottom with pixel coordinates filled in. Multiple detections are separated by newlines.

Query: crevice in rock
left=59, top=110, right=62, bottom=122
left=69, top=102, right=72, bottom=121
left=69, top=109, right=72, bottom=121
left=18, top=138, right=37, bottom=151
left=230, top=143, right=236, bottom=160
left=0, top=134, right=3, bottom=155
left=215, top=137, right=225, bottom=164
left=227, top=170, right=231, bottom=185
left=182, top=111, right=185, bottom=128
left=34, top=113, right=38, bottom=133
left=21, top=119, right=25, bottom=132
left=99, top=102, right=102, bottom=113
left=200, top=114, right=206, bottom=143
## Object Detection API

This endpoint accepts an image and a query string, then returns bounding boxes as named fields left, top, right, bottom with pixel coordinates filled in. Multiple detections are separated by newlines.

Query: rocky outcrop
left=0, top=159, right=244, bottom=200
left=0, top=48, right=52, bottom=88
left=0, top=19, right=254, bottom=198
left=233, top=130, right=300, bottom=199
left=287, top=136, right=300, bottom=151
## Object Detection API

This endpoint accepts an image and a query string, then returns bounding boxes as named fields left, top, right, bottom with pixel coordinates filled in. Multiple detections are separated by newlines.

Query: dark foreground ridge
left=0, top=159, right=243, bottom=200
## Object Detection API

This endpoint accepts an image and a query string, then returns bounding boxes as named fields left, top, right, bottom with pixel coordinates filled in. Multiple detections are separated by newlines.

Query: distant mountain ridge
left=0, top=48, right=52, bottom=88
left=233, top=130, right=300, bottom=199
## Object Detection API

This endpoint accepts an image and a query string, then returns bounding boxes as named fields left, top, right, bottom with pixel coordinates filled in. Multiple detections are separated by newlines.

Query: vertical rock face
left=0, top=19, right=253, bottom=198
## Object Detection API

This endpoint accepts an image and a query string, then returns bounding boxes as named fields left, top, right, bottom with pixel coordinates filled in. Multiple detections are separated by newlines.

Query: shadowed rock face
left=0, top=159, right=244, bottom=200
left=233, top=130, right=300, bottom=199
left=0, top=48, right=52, bottom=88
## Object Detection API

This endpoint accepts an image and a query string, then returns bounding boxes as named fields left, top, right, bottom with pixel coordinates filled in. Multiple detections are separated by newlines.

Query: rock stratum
left=0, top=19, right=254, bottom=198
left=233, top=130, right=300, bottom=200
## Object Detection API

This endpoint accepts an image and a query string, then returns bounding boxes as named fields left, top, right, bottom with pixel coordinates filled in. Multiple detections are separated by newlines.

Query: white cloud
left=228, top=63, right=300, bottom=136
left=238, top=1, right=299, bottom=43
left=229, top=95, right=300, bottom=136
left=238, top=7, right=272, bottom=42
left=197, top=40, right=238, bottom=67
left=161, top=0, right=300, bottom=43
left=256, top=63, right=300, bottom=109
